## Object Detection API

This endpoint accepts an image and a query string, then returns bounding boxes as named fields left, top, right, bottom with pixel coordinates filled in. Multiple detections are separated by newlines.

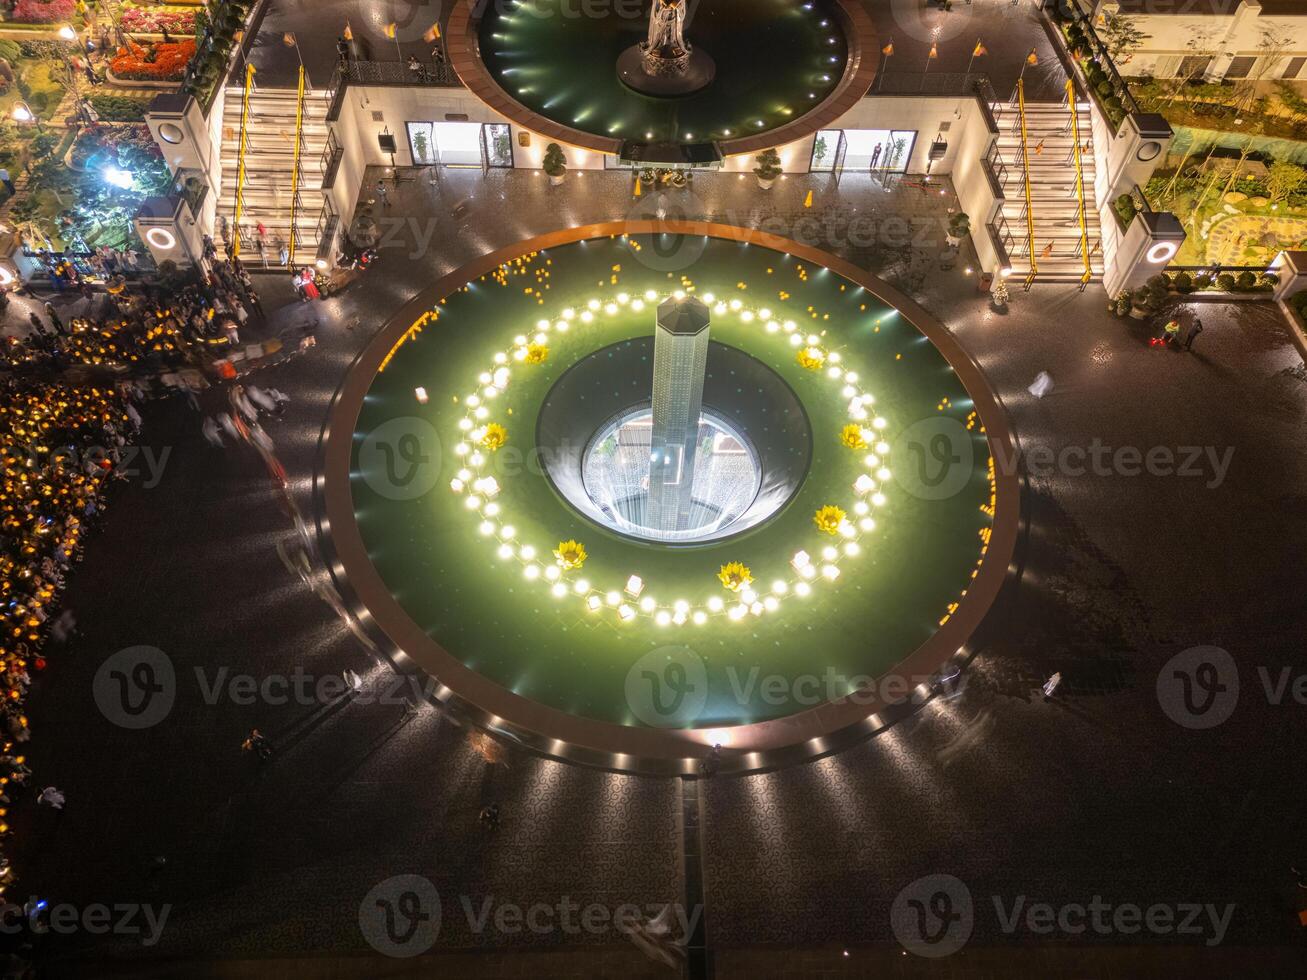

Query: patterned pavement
left=4, top=163, right=1307, bottom=976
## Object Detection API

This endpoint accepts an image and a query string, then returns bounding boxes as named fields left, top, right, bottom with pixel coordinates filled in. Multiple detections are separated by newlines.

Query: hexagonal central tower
left=648, top=296, right=712, bottom=533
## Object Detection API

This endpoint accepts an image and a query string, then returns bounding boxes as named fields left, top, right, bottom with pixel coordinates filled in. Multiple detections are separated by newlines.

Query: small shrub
left=1096, top=80, right=1113, bottom=98
left=1235, top=270, right=1256, bottom=290
left=542, top=142, right=566, bottom=177
left=1261, top=272, right=1280, bottom=287
left=1215, top=272, right=1236, bottom=291
left=1194, top=273, right=1213, bottom=289
left=1174, top=271, right=1193, bottom=293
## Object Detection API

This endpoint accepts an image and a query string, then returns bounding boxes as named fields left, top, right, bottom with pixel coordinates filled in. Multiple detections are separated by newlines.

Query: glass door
left=407, top=122, right=437, bottom=166
left=482, top=123, right=514, bottom=168
left=810, top=129, right=840, bottom=172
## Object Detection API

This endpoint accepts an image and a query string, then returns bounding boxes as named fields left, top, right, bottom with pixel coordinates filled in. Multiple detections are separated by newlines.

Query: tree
left=1100, top=12, right=1149, bottom=64
left=1267, top=160, right=1306, bottom=204
left=1234, top=29, right=1294, bottom=113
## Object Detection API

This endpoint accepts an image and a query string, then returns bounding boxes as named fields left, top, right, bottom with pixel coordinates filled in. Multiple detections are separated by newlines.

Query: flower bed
left=109, top=39, right=195, bottom=82
left=7, top=0, right=75, bottom=24
left=119, top=3, right=198, bottom=37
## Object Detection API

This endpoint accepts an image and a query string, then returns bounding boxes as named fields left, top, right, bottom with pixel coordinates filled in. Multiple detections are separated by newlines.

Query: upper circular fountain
left=449, top=0, right=878, bottom=164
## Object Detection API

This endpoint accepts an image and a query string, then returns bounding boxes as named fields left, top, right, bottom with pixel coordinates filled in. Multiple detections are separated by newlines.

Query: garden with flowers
left=349, top=234, right=999, bottom=730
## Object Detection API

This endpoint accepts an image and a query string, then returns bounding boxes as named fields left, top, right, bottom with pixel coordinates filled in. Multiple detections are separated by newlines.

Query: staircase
left=991, top=98, right=1103, bottom=284
left=217, top=85, right=331, bottom=267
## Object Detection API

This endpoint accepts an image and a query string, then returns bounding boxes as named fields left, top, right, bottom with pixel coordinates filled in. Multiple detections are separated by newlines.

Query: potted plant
left=813, top=135, right=828, bottom=169
left=412, top=130, right=430, bottom=164
left=543, top=142, right=567, bottom=186
left=1112, top=290, right=1132, bottom=317
left=754, top=148, right=782, bottom=190
left=990, top=276, right=1009, bottom=310
left=1129, top=274, right=1168, bottom=319
left=946, top=212, right=971, bottom=247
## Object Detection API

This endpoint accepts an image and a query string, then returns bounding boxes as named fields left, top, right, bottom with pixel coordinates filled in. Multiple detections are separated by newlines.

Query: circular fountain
left=448, top=0, right=878, bottom=163
left=322, top=223, right=1018, bottom=773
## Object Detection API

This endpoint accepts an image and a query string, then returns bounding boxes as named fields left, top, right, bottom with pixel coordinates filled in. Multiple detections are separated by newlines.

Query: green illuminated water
left=353, top=237, right=994, bottom=729
left=478, top=0, right=850, bottom=146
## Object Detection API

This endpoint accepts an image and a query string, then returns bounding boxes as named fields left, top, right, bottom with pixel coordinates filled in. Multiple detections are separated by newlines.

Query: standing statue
left=618, top=0, right=714, bottom=97
left=644, top=0, right=690, bottom=59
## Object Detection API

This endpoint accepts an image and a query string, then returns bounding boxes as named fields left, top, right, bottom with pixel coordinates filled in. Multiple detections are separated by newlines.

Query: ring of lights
left=321, top=222, right=1020, bottom=775
left=451, top=288, right=886, bottom=619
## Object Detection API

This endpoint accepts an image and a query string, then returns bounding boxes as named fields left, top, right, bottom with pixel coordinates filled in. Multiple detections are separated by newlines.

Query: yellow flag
left=928, top=43, right=938, bottom=59
left=973, top=41, right=986, bottom=57
left=882, top=40, right=893, bottom=57
left=282, top=32, right=296, bottom=47
left=1027, top=49, right=1038, bottom=66
left=384, top=23, right=397, bottom=39
left=424, top=24, right=441, bottom=42
left=343, top=22, right=354, bottom=41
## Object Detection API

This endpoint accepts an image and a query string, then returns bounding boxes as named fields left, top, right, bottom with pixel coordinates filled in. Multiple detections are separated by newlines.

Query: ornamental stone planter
left=756, top=176, right=776, bottom=190
left=548, top=172, right=565, bottom=186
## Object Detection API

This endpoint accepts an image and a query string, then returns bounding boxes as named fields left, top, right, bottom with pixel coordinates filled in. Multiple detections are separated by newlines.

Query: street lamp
left=11, top=101, right=43, bottom=134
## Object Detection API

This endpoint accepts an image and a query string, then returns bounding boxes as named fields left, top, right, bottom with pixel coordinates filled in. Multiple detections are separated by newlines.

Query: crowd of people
left=4, top=255, right=266, bottom=372
left=0, top=378, right=139, bottom=901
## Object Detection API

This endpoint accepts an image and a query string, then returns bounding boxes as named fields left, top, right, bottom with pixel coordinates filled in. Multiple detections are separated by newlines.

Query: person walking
left=42, top=302, right=62, bottom=333
left=201, top=416, right=225, bottom=448
left=1183, top=317, right=1204, bottom=351
left=344, top=668, right=364, bottom=696
left=375, top=179, right=390, bottom=209
left=242, top=729, right=272, bottom=760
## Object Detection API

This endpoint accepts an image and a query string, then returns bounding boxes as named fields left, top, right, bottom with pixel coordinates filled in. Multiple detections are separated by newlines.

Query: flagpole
left=877, top=37, right=892, bottom=92
left=965, top=38, right=980, bottom=79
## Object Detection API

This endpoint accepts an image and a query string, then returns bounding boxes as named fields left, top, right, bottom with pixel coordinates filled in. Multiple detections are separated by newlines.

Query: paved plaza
left=3, top=159, right=1306, bottom=975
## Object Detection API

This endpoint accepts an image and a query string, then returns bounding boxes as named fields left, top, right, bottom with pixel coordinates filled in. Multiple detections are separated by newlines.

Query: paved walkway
left=6, top=166, right=1307, bottom=975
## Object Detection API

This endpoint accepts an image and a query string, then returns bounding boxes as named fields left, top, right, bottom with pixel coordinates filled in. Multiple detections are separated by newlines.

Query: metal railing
left=193, top=0, right=273, bottom=117
left=315, top=197, right=340, bottom=265
left=874, top=70, right=995, bottom=97
left=289, top=65, right=306, bottom=267
left=1015, top=78, right=1039, bottom=290
left=1066, top=79, right=1093, bottom=289
left=1056, top=3, right=1142, bottom=124
left=320, top=129, right=344, bottom=187
left=231, top=62, right=256, bottom=259
left=326, top=54, right=459, bottom=121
